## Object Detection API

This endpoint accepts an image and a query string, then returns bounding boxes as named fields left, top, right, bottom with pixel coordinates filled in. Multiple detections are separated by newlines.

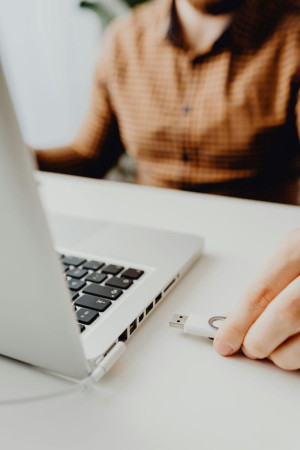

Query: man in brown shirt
left=36, top=0, right=300, bottom=204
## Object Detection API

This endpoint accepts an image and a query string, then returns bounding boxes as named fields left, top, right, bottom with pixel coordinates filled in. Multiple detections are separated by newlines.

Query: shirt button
left=182, top=151, right=189, bottom=162
left=182, top=105, right=192, bottom=114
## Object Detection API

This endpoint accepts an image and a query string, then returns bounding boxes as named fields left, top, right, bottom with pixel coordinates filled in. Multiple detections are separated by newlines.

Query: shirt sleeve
left=296, top=23, right=300, bottom=142
left=35, top=24, right=124, bottom=177
left=296, top=88, right=300, bottom=142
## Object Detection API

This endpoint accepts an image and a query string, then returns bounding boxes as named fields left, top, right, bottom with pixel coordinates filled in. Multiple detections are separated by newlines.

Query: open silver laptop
left=0, top=57, right=204, bottom=380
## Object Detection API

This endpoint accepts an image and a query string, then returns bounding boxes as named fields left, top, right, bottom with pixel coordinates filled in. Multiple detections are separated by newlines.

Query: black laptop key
left=62, top=256, right=86, bottom=267
left=85, top=272, right=107, bottom=284
left=83, top=283, right=122, bottom=300
left=83, top=260, right=105, bottom=271
left=75, top=294, right=112, bottom=312
left=62, top=264, right=69, bottom=272
left=105, top=277, right=133, bottom=290
left=68, top=279, right=86, bottom=291
left=122, top=268, right=144, bottom=280
left=79, top=324, right=86, bottom=333
left=70, top=291, right=79, bottom=301
left=76, top=308, right=99, bottom=325
left=102, top=264, right=124, bottom=275
left=67, top=268, right=88, bottom=279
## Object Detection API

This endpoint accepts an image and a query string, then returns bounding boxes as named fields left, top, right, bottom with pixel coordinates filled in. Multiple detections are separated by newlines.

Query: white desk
left=1, top=173, right=300, bottom=450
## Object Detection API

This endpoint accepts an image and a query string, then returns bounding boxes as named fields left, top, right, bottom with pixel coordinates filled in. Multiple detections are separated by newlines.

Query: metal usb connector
left=169, top=314, right=188, bottom=329
left=169, top=314, right=226, bottom=338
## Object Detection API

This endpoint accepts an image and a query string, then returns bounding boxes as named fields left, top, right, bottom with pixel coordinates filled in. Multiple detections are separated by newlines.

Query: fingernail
left=214, top=338, right=234, bottom=356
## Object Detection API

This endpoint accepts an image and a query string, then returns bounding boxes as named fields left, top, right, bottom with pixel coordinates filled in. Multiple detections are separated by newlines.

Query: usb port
left=155, top=293, right=162, bottom=304
left=146, top=302, right=153, bottom=315
left=118, top=329, right=128, bottom=342
left=130, top=319, right=137, bottom=335
left=139, top=312, right=144, bottom=322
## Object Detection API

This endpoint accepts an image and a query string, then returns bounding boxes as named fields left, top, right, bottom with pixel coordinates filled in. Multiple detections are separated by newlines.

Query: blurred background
left=0, top=0, right=146, bottom=180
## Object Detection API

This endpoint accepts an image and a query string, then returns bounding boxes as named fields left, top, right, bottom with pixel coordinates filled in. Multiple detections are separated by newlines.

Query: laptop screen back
left=0, top=56, right=89, bottom=378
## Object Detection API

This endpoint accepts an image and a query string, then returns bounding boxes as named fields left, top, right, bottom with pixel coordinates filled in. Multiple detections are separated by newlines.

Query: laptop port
left=155, top=293, right=162, bottom=304
left=139, top=312, right=144, bottom=322
left=119, top=329, right=128, bottom=342
left=164, top=278, right=176, bottom=293
left=146, top=302, right=153, bottom=315
left=130, top=319, right=137, bottom=335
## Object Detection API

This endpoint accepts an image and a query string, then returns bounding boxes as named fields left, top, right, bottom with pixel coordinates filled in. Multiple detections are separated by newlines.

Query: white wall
left=0, top=0, right=110, bottom=147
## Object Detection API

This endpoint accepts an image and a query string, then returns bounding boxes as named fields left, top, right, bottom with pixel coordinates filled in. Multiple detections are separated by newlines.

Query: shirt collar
left=154, top=0, right=174, bottom=43
left=155, top=0, right=234, bottom=57
left=155, top=0, right=292, bottom=56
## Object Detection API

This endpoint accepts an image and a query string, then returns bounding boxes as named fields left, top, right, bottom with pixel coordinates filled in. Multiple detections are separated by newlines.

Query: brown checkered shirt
left=36, top=0, right=300, bottom=204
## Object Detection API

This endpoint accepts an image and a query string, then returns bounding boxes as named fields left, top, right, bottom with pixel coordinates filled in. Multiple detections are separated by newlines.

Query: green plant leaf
left=79, top=0, right=149, bottom=26
left=122, top=0, right=148, bottom=6
left=79, top=1, right=114, bottom=24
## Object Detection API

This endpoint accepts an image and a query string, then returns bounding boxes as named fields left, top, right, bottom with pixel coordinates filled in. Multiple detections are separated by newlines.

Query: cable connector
left=169, top=314, right=226, bottom=339
left=90, top=341, right=126, bottom=383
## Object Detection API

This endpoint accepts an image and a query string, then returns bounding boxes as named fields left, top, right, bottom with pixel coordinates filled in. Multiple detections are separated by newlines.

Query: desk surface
left=1, top=173, right=300, bottom=450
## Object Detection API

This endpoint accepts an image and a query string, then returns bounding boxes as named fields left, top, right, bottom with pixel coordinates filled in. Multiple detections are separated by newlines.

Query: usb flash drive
left=169, top=314, right=226, bottom=339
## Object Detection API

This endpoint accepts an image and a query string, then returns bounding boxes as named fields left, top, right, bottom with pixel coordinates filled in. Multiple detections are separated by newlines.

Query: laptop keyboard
left=60, top=254, right=144, bottom=333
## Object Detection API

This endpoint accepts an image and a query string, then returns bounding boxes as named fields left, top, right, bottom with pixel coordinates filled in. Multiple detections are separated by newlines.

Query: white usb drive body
left=169, top=314, right=226, bottom=339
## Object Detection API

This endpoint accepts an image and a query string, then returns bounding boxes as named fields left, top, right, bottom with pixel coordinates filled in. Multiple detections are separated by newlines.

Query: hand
left=213, top=229, right=300, bottom=370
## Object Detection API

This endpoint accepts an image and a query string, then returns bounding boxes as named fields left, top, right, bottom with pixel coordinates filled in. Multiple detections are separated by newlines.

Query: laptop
left=0, top=56, right=204, bottom=380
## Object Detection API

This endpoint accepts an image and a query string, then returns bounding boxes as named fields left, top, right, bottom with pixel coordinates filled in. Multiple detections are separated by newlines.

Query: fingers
left=241, top=276, right=300, bottom=359
left=269, top=333, right=300, bottom=370
left=214, top=229, right=300, bottom=356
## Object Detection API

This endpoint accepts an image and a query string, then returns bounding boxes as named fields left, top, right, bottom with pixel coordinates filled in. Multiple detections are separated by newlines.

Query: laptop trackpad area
left=47, top=213, right=152, bottom=265
left=47, top=214, right=109, bottom=249
left=47, top=212, right=200, bottom=270
left=47, top=213, right=181, bottom=268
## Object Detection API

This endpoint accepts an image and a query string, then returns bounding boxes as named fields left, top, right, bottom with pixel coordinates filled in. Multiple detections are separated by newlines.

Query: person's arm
left=213, top=229, right=300, bottom=370
left=35, top=25, right=123, bottom=178
left=296, top=29, right=300, bottom=143
left=296, top=88, right=300, bottom=143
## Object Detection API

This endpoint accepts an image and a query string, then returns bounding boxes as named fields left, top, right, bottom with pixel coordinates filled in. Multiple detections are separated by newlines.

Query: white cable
left=0, top=377, right=92, bottom=406
left=0, top=341, right=126, bottom=406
